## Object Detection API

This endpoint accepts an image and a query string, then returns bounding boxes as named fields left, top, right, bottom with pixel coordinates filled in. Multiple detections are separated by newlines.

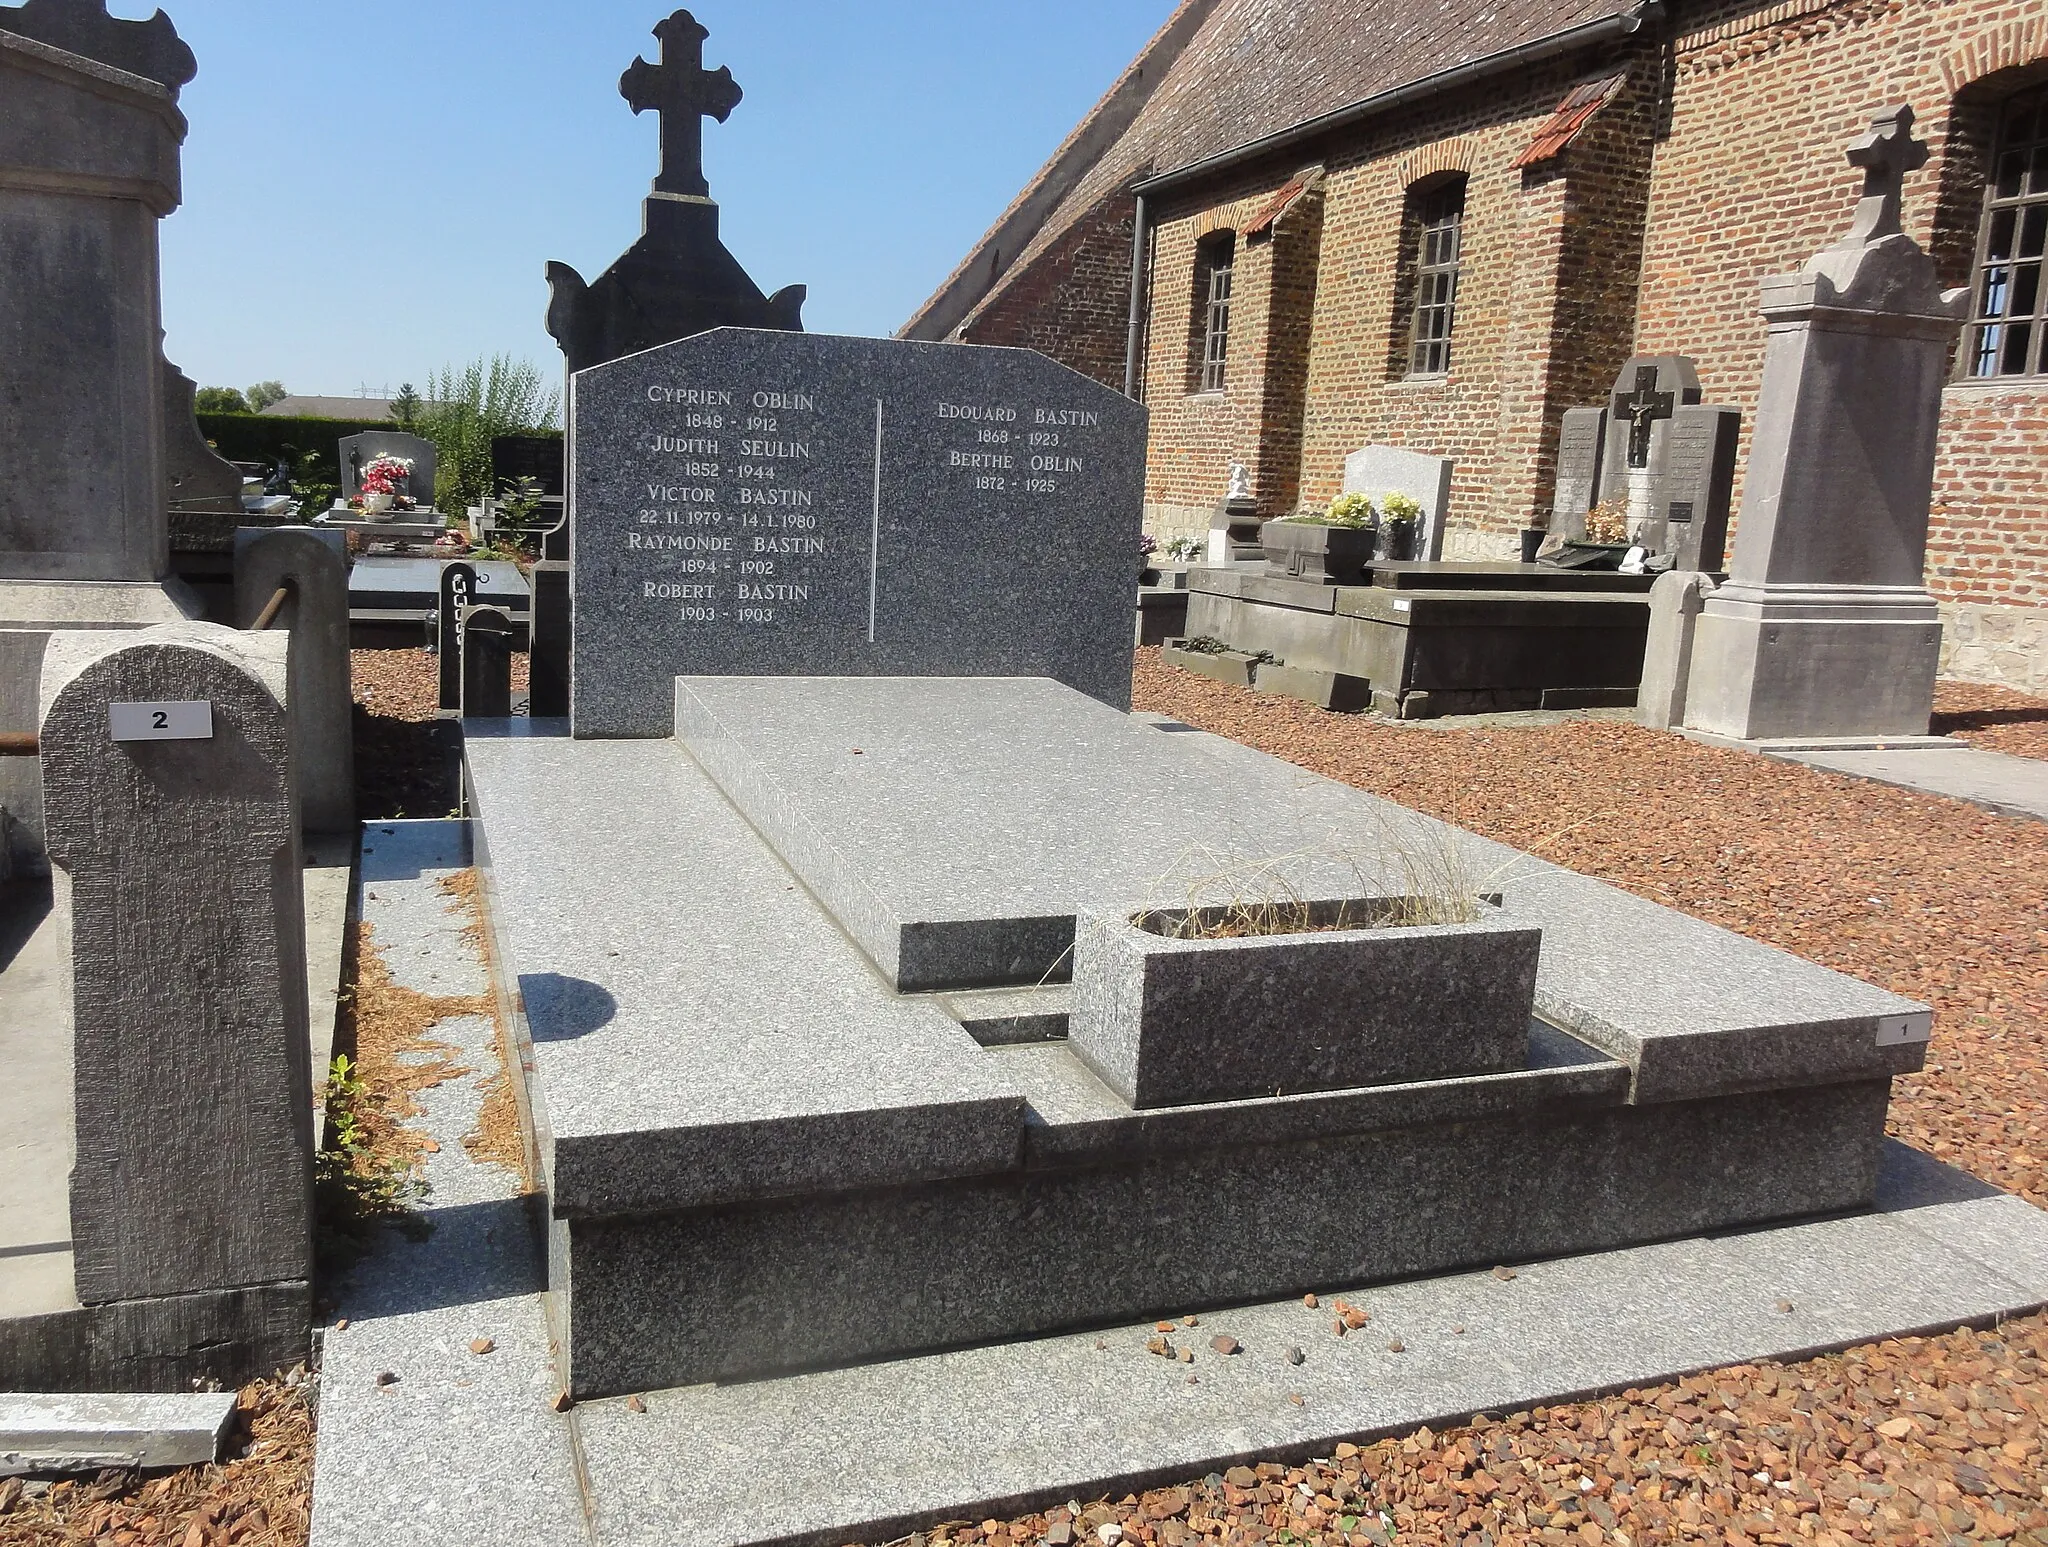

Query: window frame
left=1407, top=178, right=1466, bottom=379
left=1964, top=84, right=2048, bottom=381
left=1194, top=233, right=1235, bottom=395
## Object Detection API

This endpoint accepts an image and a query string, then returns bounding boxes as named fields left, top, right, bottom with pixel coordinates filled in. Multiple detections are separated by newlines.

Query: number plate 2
left=109, top=701, right=214, bottom=742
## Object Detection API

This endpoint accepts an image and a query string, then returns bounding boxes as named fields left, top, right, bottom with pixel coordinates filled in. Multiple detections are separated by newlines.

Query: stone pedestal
left=1687, top=107, right=1965, bottom=742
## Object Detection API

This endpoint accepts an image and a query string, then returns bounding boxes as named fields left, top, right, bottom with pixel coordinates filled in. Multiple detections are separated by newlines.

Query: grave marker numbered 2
left=108, top=700, right=214, bottom=741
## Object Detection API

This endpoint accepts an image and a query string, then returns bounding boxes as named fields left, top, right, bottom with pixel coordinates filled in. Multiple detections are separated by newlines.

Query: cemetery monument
left=545, top=9, right=806, bottom=374
left=1685, top=105, right=1964, bottom=740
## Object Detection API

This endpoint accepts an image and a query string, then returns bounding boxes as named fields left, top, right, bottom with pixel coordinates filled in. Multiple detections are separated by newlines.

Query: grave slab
left=668, top=677, right=1928, bottom=1106
left=1770, top=744, right=2048, bottom=824
left=0, top=1391, right=236, bottom=1473
left=463, top=723, right=1025, bottom=1219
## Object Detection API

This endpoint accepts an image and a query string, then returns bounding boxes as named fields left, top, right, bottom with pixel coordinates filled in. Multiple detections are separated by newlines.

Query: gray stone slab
left=1341, top=445, right=1453, bottom=562
left=567, top=1156, right=2048, bottom=1547
left=1774, top=744, right=2048, bottom=823
left=557, top=1079, right=1889, bottom=1395
left=667, top=676, right=1929, bottom=1104
left=0, top=1391, right=235, bottom=1473
left=308, top=824, right=585, bottom=1547
left=569, top=327, right=1145, bottom=736
left=464, top=724, right=1025, bottom=1218
left=0, top=882, right=73, bottom=1320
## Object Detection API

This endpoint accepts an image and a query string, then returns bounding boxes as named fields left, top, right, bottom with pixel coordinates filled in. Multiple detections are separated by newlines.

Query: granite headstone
left=1601, top=356, right=1702, bottom=543
left=1341, top=444, right=1453, bottom=562
left=1659, top=404, right=1740, bottom=572
left=1550, top=406, right=1607, bottom=541
left=569, top=327, right=1146, bottom=737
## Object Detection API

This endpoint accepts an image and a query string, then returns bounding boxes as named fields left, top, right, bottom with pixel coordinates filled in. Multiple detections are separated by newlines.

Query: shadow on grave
left=339, top=1195, right=548, bottom=1318
left=519, top=972, right=618, bottom=1042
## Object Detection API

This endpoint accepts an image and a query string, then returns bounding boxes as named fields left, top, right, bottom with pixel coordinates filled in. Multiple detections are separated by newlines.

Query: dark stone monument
left=339, top=431, right=437, bottom=509
left=545, top=9, right=804, bottom=375
left=1546, top=356, right=1740, bottom=564
left=437, top=561, right=474, bottom=715
left=569, top=328, right=1146, bottom=737
left=1661, top=404, right=1741, bottom=572
left=528, top=562, right=570, bottom=718
left=1550, top=406, right=1607, bottom=540
left=461, top=606, right=515, bottom=718
left=491, top=434, right=565, bottom=499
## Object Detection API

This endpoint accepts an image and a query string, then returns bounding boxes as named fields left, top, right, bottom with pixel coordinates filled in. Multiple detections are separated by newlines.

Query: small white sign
left=1875, top=1012, right=1933, bottom=1048
left=109, top=701, right=214, bottom=742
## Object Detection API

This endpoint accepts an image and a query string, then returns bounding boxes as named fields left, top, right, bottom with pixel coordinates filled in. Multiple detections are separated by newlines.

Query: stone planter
left=1070, top=898, right=1540, bottom=1109
left=361, top=492, right=396, bottom=520
left=1260, top=519, right=1375, bottom=584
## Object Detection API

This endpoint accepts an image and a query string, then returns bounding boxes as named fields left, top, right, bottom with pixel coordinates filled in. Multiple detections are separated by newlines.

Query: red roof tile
left=1511, top=72, right=1627, bottom=168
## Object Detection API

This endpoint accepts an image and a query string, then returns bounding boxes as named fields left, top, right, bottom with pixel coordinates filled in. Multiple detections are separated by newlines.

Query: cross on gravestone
left=621, top=9, right=742, bottom=201
left=1612, top=366, right=1676, bottom=469
left=1841, top=103, right=1929, bottom=246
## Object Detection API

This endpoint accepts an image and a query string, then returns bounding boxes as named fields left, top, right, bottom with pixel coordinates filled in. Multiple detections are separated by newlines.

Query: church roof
left=903, top=0, right=1645, bottom=341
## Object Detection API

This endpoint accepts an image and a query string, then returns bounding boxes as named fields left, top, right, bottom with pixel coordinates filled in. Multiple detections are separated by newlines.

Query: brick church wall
left=959, top=193, right=1138, bottom=391
left=1634, top=0, right=2048, bottom=689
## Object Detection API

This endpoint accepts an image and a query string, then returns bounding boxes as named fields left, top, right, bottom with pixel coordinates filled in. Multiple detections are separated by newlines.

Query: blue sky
left=147, top=0, right=1173, bottom=402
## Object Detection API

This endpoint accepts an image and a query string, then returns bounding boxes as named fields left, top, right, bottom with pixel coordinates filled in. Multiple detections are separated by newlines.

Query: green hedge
left=196, top=412, right=402, bottom=469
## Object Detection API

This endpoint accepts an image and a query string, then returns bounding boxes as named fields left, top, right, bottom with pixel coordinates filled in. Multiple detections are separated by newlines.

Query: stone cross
left=620, top=9, right=743, bottom=201
left=1611, top=366, right=1676, bottom=468
left=1841, top=103, right=1929, bottom=246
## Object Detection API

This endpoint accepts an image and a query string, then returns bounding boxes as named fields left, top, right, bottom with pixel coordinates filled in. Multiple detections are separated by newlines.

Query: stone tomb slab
left=569, top=328, right=1145, bottom=736
left=669, top=677, right=1926, bottom=1102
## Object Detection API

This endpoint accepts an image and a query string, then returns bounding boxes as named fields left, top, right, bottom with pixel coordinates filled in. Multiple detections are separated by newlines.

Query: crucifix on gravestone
left=620, top=9, right=742, bottom=201
left=1611, top=367, right=1676, bottom=470
left=1838, top=103, right=1928, bottom=248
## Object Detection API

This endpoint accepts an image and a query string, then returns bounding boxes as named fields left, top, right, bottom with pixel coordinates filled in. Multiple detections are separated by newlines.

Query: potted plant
left=357, top=454, right=416, bottom=520
left=1376, top=491, right=1424, bottom=562
left=1260, top=493, right=1379, bottom=583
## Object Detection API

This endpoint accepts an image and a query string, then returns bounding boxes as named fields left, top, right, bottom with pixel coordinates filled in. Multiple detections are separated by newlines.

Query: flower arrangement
left=357, top=454, right=416, bottom=508
left=1138, top=534, right=1159, bottom=559
left=1162, top=535, right=1205, bottom=561
left=1583, top=495, right=1630, bottom=545
left=1377, top=491, right=1423, bottom=526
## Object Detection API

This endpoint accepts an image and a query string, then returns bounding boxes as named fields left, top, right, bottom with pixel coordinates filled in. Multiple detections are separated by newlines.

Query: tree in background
left=390, top=383, right=422, bottom=429
left=416, top=356, right=560, bottom=512
left=246, top=380, right=287, bottom=413
left=195, top=385, right=250, bottom=414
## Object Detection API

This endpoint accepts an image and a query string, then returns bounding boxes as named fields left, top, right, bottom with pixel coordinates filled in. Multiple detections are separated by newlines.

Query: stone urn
left=1259, top=518, right=1376, bottom=584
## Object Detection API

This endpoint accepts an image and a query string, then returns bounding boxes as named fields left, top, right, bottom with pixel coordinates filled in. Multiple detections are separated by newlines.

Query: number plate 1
left=109, top=701, right=214, bottom=742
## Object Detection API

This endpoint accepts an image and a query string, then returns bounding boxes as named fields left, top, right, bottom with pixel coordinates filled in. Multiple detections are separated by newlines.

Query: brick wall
left=1633, top=0, right=2048, bottom=626
left=956, top=0, right=2048, bottom=689
left=961, top=192, right=1137, bottom=391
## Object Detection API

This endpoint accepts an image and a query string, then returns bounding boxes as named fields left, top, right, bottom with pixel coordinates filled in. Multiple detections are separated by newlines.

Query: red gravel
left=1932, top=680, right=2048, bottom=761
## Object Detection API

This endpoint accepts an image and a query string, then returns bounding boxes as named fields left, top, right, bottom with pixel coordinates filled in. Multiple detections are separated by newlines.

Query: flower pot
left=1069, top=897, right=1541, bottom=1109
left=1259, top=519, right=1376, bottom=584
left=1380, top=515, right=1418, bottom=562
left=361, top=492, right=395, bottom=519
left=1519, top=526, right=1546, bottom=564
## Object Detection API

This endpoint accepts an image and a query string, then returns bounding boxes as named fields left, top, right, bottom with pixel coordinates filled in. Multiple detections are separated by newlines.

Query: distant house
left=907, top=0, right=2048, bottom=694
left=259, top=395, right=398, bottom=422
